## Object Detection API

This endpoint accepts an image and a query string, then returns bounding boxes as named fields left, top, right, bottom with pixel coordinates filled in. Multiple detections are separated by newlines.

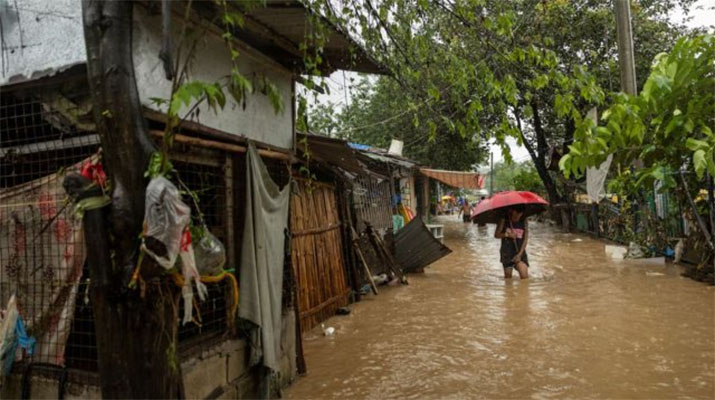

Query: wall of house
left=132, top=6, right=294, bottom=150
left=0, top=1, right=294, bottom=150
left=0, top=0, right=85, bottom=85
left=0, top=311, right=297, bottom=400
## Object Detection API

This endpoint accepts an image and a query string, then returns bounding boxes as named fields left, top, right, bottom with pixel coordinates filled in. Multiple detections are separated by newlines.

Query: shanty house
left=0, top=1, right=378, bottom=398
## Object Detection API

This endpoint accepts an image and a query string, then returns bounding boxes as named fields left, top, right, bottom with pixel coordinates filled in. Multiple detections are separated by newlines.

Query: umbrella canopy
left=471, top=191, right=549, bottom=224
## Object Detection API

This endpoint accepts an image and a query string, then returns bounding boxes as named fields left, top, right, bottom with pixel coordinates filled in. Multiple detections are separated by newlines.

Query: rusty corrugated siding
left=394, top=218, right=452, bottom=273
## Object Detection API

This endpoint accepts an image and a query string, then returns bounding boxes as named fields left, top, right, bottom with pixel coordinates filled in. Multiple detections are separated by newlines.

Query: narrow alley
left=285, top=218, right=715, bottom=399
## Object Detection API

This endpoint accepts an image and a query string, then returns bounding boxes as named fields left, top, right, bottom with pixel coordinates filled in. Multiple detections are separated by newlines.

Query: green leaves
left=562, top=33, right=715, bottom=184
left=169, top=81, right=226, bottom=116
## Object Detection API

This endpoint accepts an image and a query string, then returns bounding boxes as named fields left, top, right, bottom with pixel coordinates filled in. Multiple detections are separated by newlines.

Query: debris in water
left=321, top=323, right=335, bottom=336
left=605, top=245, right=627, bottom=260
left=646, top=271, right=665, bottom=277
left=572, top=238, right=583, bottom=242
left=641, top=257, right=665, bottom=265
left=625, top=242, right=645, bottom=259
left=372, top=273, right=389, bottom=286
left=336, top=307, right=351, bottom=315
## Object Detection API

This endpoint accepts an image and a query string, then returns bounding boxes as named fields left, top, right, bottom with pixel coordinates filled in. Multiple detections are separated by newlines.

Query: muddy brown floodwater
left=284, top=218, right=715, bottom=400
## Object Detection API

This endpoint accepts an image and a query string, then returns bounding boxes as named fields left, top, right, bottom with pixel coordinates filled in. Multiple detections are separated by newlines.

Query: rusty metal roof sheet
left=244, top=1, right=385, bottom=74
left=296, top=133, right=365, bottom=175
left=394, top=218, right=452, bottom=273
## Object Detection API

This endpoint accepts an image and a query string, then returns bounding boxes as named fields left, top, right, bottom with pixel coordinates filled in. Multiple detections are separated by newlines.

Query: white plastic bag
left=141, top=177, right=191, bottom=269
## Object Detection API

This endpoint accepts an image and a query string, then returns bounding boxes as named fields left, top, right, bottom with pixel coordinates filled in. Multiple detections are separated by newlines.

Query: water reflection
left=285, top=217, right=715, bottom=399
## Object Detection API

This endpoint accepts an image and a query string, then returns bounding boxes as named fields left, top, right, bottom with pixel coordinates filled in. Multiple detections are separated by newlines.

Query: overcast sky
left=307, top=1, right=714, bottom=165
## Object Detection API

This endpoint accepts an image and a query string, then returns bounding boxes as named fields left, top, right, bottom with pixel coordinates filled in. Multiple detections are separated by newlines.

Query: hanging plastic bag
left=178, top=229, right=207, bottom=325
left=141, top=177, right=191, bottom=269
left=0, top=295, right=19, bottom=377
left=194, top=230, right=226, bottom=276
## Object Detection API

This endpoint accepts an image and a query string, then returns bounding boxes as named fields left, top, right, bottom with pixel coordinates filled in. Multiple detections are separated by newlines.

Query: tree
left=81, top=1, right=183, bottom=397
left=561, top=34, right=714, bottom=266
left=489, top=161, right=546, bottom=195
left=309, top=76, right=489, bottom=170
left=309, top=0, right=696, bottom=206
left=79, top=0, right=283, bottom=397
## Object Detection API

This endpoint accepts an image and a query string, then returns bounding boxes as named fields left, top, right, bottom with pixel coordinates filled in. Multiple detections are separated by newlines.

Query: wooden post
left=351, top=227, right=378, bottom=295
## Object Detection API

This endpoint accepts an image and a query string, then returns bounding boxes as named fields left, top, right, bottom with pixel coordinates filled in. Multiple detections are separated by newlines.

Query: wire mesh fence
left=570, top=190, right=686, bottom=255
left=173, top=158, right=230, bottom=343
left=1, top=87, right=277, bottom=377
left=1, top=90, right=98, bottom=371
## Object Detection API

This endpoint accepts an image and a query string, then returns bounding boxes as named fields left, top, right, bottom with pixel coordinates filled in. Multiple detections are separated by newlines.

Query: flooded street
left=284, top=218, right=715, bottom=399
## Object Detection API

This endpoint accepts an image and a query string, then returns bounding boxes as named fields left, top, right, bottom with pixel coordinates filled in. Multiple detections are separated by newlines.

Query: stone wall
left=0, top=310, right=297, bottom=399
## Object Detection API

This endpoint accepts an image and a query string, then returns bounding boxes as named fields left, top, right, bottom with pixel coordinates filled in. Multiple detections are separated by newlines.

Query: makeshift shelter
left=290, top=134, right=358, bottom=333
left=291, top=134, right=454, bottom=335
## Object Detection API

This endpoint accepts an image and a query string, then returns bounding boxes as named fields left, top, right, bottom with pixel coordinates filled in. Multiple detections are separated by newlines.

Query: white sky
left=306, top=1, right=714, bottom=165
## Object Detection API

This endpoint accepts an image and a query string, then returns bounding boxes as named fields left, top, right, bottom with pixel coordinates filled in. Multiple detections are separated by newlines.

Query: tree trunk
left=514, top=104, right=563, bottom=205
left=530, top=100, right=563, bottom=204
left=81, top=1, right=183, bottom=398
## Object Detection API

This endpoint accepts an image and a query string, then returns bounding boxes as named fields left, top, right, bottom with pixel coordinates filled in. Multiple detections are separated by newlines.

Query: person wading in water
left=494, top=206, right=529, bottom=279
left=458, top=199, right=471, bottom=222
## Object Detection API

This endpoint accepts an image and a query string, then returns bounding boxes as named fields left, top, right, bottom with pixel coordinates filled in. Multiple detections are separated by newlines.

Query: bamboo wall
left=290, top=179, right=350, bottom=333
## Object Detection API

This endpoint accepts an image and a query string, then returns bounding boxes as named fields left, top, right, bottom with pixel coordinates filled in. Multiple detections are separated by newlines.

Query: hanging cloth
left=585, top=108, right=612, bottom=203
left=586, top=154, right=613, bottom=203
left=238, top=143, right=291, bottom=371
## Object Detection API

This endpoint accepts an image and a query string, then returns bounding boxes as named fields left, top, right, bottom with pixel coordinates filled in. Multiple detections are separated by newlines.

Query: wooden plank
left=149, top=130, right=292, bottom=161
left=0, top=134, right=100, bottom=157
left=299, top=289, right=351, bottom=318
left=292, top=223, right=341, bottom=236
left=351, top=226, right=378, bottom=295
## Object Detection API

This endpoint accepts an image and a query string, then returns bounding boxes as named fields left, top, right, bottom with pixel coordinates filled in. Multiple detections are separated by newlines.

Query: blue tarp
left=348, top=142, right=371, bottom=151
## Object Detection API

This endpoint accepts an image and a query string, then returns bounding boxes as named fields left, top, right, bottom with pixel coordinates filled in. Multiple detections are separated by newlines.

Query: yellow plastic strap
left=171, top=271, right=240, bottom=328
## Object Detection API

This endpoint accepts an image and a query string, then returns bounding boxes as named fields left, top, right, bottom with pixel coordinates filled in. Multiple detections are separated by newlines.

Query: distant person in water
left=458, top=199, right=471, bottom=222
left=494, top=206, right=529, bottom=279
left=475, top=196, right=487, bottom=226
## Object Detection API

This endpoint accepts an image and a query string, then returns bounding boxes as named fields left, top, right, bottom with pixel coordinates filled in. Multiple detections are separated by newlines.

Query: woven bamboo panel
left=290, top=179, right=350, bottom=332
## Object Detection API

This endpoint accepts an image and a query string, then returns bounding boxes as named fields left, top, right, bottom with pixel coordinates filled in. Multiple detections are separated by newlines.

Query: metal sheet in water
left=394, top=217, right=452, bottom=272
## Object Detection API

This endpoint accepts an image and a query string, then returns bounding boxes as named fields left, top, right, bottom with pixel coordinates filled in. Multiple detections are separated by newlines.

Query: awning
left=296, top=133, right=365, bottom=175
left=420, top=168, right=485, bottom=189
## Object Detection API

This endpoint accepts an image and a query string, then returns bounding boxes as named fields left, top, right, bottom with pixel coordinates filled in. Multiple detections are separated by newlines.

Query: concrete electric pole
left=489, top=152, right=494, bottom=196
left=615, top=0, right=637, bottom=95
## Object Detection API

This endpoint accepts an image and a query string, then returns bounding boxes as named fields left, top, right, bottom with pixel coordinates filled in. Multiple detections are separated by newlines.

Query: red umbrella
left=471, top=191, right=549, bottom=224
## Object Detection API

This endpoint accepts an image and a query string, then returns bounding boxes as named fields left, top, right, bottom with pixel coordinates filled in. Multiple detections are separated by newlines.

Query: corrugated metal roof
left=1, top=0, right=383, bottom=88
left=394, top=218, right=452, bottom=273
left=243, top=1, right=384, bottom=74
left=296, top=133, right=365, bottom=175
left=359, top=151, right=417, bottom=169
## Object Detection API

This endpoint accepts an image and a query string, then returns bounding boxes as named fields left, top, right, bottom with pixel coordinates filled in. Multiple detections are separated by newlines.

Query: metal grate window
left=0, top=88, right=244, bottom=377
left=173, top=158, right=230, bottom=342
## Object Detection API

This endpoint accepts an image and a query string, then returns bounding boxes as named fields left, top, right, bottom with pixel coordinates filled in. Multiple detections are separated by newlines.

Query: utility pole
left=615, top=0, right=643, bottom=235
left=489, top=152, right=494, bottom=196
left=615, top=0, right=637, bottom=95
